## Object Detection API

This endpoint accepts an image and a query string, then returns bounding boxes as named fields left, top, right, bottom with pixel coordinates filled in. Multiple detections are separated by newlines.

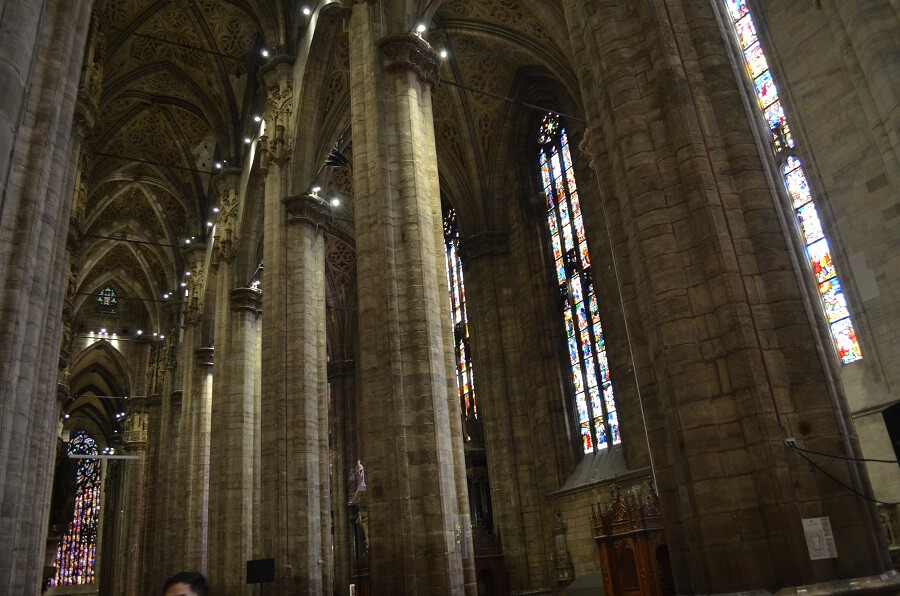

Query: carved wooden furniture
left=592, top=483, right=674, bottom=596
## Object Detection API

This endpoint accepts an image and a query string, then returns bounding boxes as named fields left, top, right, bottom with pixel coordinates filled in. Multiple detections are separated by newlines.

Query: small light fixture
left=253, top=115, right=262, bottom=123
left=213, top=207, right=220, bottom=213
left=101, top=328, right=106, bottom=334
left=302, top=6, right=311, bottom=15
left=111, top=332, right=117, bottom=337
left=311, top=186, right=321, bottom=193
left=206, top=221, right=213, bottom=227
left=416, top=23, right=427, bottom=33
left=440, top=49, right=448, bottom=59
left=137, top=330, right=143, bottom=335
left=185, top=271, right=191, bottom=276
left=331, top=198, right=340, bottom=207
left=185, top=238, right=191, bottom=244
left=244, top=137, right=252, bottom=144
left=163, top=293, right=169, bottom=299
left=214, top=161, right=223, bottom=169
left=261, top=48, right=270, bottom=58
left=160, top=335, right=165, bottom=339
left=64, top=414, right=70, bottom=420
left=180, top=282, right=187, bottom=287
left=153, top=332, right=158, bottom=337
left=88, top=330, right=94, bottom=335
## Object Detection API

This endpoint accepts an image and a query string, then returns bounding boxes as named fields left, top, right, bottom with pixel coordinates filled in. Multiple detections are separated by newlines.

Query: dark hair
left=162, top=571, right=208, bottom=596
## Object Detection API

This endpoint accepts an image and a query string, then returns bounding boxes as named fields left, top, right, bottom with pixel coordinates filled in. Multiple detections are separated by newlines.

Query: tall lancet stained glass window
left=443, top=208, right=477, bottom=441
left=724, top=0, right=861, bottom=363
left=538, top=114, right=619, bottom=453
left=50, top=430, right=101, bottom=586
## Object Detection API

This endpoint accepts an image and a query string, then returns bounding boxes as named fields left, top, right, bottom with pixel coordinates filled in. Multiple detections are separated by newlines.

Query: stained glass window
left=538, top=114, right=620, bottom=453
left=723, top=0, right=861, bottom=364
left=49, top=430, right=101, bottom=587
left=96, top=287, right=117, bottom=314
left=443, top=208, right=477, bottom=440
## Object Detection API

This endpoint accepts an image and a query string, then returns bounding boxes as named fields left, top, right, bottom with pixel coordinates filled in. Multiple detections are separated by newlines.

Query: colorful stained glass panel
left=807, top=239, right=835, bottom=284
left=797, top=202, right=825, bottom=244
left=744, top=42, right=768, bottom=78
left=831, top=318, right=862, bottom=364
left=819, top=278, right=850, bottom=323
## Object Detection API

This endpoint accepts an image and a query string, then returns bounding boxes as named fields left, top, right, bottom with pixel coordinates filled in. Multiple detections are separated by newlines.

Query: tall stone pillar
left=173, top=245, right=208, bottom=572
left=118, top=394, right=150, bottom=595
left=562, top=0, right=889, bottom=591
left=347, top=3, right=473, bottom=591
left=152, top=302, right=182, bottom=583
left=258, top=57, right=332, bottom=593
left=328, top=359, right=356, bottom=596
left=458, top=232, right=543, bottom=589
left=208, top=286, right=261, bottom=595
left=0, top=1, right=93, bottom=591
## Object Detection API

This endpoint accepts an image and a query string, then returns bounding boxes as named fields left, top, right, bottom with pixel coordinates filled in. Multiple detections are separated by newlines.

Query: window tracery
left=96, top=286, right=118, bottom=315
left=49, top=430, right=101, bottom=587
left=724, top=0, right=861, bottom=363
left=443, top=208, right=477, bottom=440
left=538, top=114, right=619, bottom=453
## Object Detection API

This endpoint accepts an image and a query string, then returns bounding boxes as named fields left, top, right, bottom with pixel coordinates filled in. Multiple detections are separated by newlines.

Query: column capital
left=327, top=359, right=355, bottom=380
left=231, top=287, right=262, bottom=314
left=195, top=346, right=214, bottom=367
left=284, top=194, right=331, bottom=228
left=458, top=231, right=509, bottom=263
left=378, top=34, right=441, bottom=89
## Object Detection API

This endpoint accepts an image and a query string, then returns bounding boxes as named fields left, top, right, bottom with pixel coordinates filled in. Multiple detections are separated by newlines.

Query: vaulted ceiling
left=73, top=0, right=577, bottom=335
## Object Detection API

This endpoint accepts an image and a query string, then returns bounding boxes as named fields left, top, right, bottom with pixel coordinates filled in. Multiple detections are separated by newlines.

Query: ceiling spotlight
left=137, top=330, right=143, bottom=335
left=89, top=330, right=94, bottom=335
left=330, top=198, right=340, bottom=207
left=64, top=414, right=70, bottom=420
left=111, top=332, right=117, bottom=337
left=153, top=332, right=158, bottom=337
left=261, top=48, right=270, bottom=58
left=416, top=23, right=427, bottom=33
left=185, top=238, right=191, bottom=244
left=302, top=6, right=311, bottom=15
left=440, top=49, right=448, bottom=59
left=160, top=335, right=165, bottom=339
left=100, top=328, right=106, bottom=334
left=253, top=115, right=262, bottom=123
left=185, top=271, right=191, bottom=276
left=163, top=293, right=169, bottom=299
left=213, top=207, right=220, bottom=213
left=180, top=282, right=187, bottom=287
left=244, top=137, right=252, bottom=144
left=214, top=162, right=222, bottom=169
left=206, top=221, right=213, bottom=227
left=311, top=186, right=321, bottom=193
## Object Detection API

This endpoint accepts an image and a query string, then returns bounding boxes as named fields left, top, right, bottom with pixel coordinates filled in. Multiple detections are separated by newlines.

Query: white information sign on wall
left=802, top=516, right=838, bottom=560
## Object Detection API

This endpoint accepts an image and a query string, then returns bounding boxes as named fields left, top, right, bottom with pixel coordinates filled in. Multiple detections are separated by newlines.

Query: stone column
left=328, top=359, right=356, bottom=596
left=458, top=231, right=542, bottom=589
left=0, top=1, right=94, bottom=591
left=139, top=392, right=162, bottom=590
left=562, top=0, right=889, bottom=591
left=190, top=345, right=214, bottom=573
left=119, top=394, right=150, bottom=595
left=152, top=302, right=182, bottom=583
left=261, top=193, right=330, bottom=594
left=347, top=4, right=472, bottom=591
left=208, top=287, right=261, bottom=595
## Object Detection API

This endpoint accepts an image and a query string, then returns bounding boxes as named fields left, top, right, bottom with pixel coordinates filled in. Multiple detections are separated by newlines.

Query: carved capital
left=170, top=390, right=183, bottom=408
left=195, top=346, right=214, bottom=367
left=231, top=287, right=262, bottom=314
left=378, top=34, right=441, bottom=89
left=283, top=194, right=331, bottom=228
left=458, top=231, right=509, bottom=263
left=57, top=383, right=70, bottom=403
left=327, top=359, right=355, bottom=380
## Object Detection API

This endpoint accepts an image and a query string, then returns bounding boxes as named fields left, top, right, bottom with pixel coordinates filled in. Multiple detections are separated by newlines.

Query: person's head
left=162, top=571, right=208, bottom=596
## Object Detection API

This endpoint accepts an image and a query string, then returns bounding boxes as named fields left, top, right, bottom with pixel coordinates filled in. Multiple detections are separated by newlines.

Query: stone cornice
left=458, top=231, right=510, bottom=263
left=378, top=34, right=441, bottom=89
left=283, top=194, right=331, bottom=228
left=231, top=287, right=262, bottom=314
left=327, top=359, right=355, bottom=380
left=195, top=346, right=214, bottom=367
